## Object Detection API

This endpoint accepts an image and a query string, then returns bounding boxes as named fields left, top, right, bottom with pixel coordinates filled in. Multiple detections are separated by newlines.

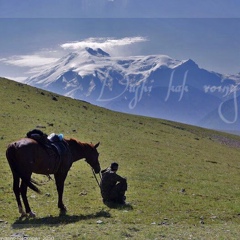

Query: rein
left=91, top=168, right=102, bottom=188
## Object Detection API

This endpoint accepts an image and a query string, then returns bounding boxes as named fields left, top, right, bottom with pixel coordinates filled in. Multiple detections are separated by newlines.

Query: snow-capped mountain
left=24, top=47, right=240, bottom=132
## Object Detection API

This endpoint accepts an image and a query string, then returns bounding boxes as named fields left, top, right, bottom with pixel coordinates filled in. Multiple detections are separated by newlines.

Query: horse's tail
left=6, top=143, right=41, bottom=194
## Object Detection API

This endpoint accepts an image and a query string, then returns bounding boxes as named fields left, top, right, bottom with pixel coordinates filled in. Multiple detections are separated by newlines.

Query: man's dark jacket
left=100, top=168, right=127, bottom=201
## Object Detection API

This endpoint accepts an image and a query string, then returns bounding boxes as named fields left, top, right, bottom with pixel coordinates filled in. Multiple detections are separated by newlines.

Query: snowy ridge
left=24, top=47, right=240, bottom=132
left=25, top=48, right=184, bottom=87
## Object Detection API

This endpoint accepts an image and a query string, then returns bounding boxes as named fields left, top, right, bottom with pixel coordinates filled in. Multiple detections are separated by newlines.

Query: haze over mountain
left=24, top=47, right=240, bottom=133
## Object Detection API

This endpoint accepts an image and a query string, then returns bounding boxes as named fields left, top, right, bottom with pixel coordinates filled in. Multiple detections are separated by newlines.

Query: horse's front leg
left=54, top=171, right=68, bottom=214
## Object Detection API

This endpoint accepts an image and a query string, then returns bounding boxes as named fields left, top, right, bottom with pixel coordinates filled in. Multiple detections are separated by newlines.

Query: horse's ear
left=94, top=142, right=100, bottom=149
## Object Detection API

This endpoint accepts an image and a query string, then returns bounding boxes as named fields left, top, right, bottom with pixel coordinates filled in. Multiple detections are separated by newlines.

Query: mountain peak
left=182, top=59, right=198, bottom=68
left=85, top=47, right=110, bottom=57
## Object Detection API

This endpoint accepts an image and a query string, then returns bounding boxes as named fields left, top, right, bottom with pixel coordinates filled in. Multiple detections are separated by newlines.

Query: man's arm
left=115, top=173, right=126, bottom=182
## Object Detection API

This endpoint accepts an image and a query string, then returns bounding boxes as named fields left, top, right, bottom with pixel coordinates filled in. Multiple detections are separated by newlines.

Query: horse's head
left=85, top=142, right=101, bottom=174
left=67, top=139, right=101, bottom=173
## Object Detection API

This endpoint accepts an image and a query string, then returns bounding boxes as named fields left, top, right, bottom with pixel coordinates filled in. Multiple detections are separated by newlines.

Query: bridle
left=91, top=168, right=102, bottom=188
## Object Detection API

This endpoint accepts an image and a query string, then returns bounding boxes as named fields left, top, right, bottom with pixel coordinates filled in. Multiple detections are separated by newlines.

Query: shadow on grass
left=103, top=202, right=133, bottom=210
left=12, top=210, right=111, bottom=228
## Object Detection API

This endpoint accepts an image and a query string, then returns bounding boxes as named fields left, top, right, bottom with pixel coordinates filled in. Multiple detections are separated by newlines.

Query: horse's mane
left=65, top=138, right=93, bottom=148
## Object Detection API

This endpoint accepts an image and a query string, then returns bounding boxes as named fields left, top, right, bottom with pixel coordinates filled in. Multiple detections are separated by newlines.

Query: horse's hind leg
left=12, top=175, right=26, bottom=217
left=20, top=179, right=36, bottom=217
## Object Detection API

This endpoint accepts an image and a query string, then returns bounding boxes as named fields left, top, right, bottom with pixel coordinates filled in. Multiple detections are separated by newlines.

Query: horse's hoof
left=28, top=211, right=36, bottom=218
left=61, top=207, right=67, bottom=212
left=59, top=207, right=67, bottom=216
left=19, top=212, right=27, bottom=219
left=18, top=206, right=26, bottom=217
left=20, top=211, right=27, bottom=218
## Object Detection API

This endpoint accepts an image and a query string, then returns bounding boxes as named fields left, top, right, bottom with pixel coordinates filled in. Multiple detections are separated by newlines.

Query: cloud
left=60, top=37, right=148, bottom=55
left=1, top=37, right=147, bottom=70
left=1, top=54, right=58, bottom=67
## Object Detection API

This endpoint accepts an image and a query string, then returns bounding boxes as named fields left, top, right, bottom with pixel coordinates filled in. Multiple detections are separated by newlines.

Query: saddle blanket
left=26, top=129, right=70, bottom=173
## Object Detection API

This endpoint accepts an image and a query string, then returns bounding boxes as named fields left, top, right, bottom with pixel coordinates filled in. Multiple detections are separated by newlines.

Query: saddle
left=26, top=129, right=70, bottom=173
left=47, top=133, right=67, bottom=155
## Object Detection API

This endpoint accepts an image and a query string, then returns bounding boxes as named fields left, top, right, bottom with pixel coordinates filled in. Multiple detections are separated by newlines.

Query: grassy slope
left=1, top=77, right=240, bottom=239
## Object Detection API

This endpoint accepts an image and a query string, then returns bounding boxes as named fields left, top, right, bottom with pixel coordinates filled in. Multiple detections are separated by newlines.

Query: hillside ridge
left=1, top=77, right=240, bottom=238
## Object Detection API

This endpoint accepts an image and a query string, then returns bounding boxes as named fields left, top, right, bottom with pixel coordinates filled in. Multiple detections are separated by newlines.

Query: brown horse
left=6, top=137, right=101, bottom=217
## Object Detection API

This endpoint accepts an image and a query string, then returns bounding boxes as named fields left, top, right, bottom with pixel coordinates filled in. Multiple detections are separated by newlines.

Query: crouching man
left=100, top=162, right=127, bottom=205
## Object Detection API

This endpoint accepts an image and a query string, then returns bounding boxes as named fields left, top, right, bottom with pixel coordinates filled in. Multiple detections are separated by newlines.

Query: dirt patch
left=210, top=135, right=240, bottom=148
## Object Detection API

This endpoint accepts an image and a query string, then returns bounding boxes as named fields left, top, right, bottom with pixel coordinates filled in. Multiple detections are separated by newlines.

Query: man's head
left=110, top=162, right=118, bottom=171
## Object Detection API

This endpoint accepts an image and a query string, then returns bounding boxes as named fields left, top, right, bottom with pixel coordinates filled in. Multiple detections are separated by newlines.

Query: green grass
left=1, top=77, right=240, bottom=239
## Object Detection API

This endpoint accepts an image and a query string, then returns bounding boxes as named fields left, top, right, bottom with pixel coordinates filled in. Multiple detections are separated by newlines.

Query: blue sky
left=0, top=1, right=240, bottom=80
left=1, top=0, right=240, bottom=18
